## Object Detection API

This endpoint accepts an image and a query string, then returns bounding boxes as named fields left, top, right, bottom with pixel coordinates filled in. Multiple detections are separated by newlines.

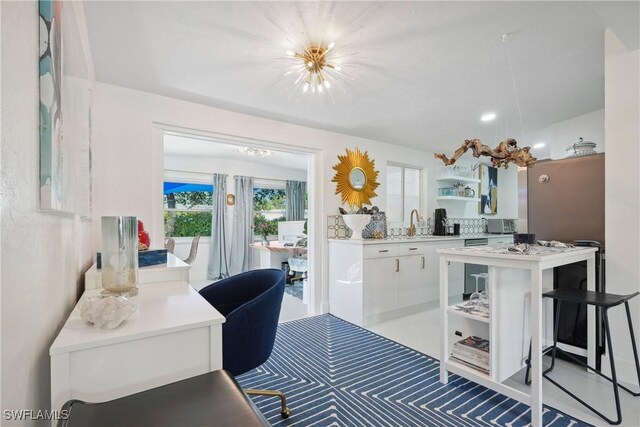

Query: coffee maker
left=434, top=208, right=447, bottom=236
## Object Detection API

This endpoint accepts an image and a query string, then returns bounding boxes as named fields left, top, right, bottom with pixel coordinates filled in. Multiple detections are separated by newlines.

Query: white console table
left=49, top=281, right=225, bottom=414
left=84, top=253, right=190, bottom=289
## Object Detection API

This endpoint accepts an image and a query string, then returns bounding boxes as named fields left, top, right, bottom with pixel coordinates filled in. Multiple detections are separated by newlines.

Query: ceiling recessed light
left=481, top=113, right=497, bottom=122
left=533, top=142, right=546, bottom=149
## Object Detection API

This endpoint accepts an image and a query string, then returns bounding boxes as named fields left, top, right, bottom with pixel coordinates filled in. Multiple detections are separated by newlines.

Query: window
left=253, top=187, right=286, bottom=239
left=386, top=165, right=422, bottom=223
left=163, top=181, right=213, bottom=237
left=252, top=186, right=308, bottom=239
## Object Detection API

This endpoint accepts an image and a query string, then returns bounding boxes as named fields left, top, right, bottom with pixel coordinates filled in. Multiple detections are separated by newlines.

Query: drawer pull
left=422, top=256, right=425, bottom=269
left=409, top=247, right=418, bottom=251
left=395, top=259, right=400, bottom=272
left=378, top=249, right=389, bottom=253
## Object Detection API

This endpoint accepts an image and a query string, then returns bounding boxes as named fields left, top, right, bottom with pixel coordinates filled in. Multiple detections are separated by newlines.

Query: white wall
left=1, top=1, right=93, bottom=419
left=164, top=153, right=307, bottom=281
left=165, top=154, right=306, bottom=183
left=528, top=109, right=605, bottom=160
left=604, top=29, right=639, bottom=385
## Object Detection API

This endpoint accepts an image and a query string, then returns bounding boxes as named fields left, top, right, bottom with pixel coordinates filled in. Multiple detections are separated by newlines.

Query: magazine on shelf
left=450, top=355, right=490, bottom=374
left=452, top=344, right=489, bottom=363
left=455, top=336, right=490, bottom=353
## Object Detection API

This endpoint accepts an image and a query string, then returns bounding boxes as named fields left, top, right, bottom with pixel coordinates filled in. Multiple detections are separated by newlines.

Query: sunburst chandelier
left=284, top=41, right=342, bottom=94
left=238, top=147, right=272, bottom=157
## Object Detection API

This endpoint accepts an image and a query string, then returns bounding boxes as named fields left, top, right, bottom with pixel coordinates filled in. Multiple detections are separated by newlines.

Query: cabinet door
left=363, top=257, right=399, bottom=316
left=398, top=255, right=429, bottom=308
left=423, top=240, right=465, bottom=304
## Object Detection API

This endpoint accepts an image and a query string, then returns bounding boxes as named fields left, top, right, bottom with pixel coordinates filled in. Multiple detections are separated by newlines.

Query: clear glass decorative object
left=101, top=216, right=139, bottom=295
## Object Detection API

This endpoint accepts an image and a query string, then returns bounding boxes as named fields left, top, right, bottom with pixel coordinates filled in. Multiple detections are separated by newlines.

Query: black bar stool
left=525, top=289, right=640, bottom=425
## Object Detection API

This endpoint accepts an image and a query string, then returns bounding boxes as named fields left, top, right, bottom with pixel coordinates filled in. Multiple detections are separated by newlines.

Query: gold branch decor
left=435, top=138, right=537, bottom=168
left=332, top=148, right=380, bottom=209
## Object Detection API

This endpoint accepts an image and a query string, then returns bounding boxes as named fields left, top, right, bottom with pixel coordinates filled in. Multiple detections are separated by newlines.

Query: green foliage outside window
left=253, top=213, right=285, bottom=237
left=164, top=191, right=213, bottom=209
left=253, top=189, right=286, bottom=211
left=164, top=211, right=212, bottom=237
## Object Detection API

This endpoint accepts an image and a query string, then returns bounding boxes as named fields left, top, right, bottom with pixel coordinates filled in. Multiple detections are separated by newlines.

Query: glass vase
left=101, top=216, right=139, bottom=296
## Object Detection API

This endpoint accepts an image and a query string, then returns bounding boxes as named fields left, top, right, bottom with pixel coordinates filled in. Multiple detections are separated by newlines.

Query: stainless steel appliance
left=526, top=154, right=605, bottom=367
left=463, top=238, right=488, bottom=296
left=486, top=218, right=517, bottom=234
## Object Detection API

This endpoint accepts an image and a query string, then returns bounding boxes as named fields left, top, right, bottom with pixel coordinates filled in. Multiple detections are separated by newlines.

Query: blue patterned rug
left=237, top=315, right=590, bottom=427
left=284, top=283, right=303, bottom=301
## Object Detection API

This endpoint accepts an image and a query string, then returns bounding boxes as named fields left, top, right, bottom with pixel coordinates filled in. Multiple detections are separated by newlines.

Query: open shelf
left=436, top=196, right=481, bottom=202
left=446, top=358, right=490, bottom=380
left=445, top=358, right=531, bottom=404
left=447, top=304, right=490, bottom=323
left=436, top=176, right=481, bottom=184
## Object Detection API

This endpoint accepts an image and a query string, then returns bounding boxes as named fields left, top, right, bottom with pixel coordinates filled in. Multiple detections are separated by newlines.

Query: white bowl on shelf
left=342, top=214, right=371, bottom=240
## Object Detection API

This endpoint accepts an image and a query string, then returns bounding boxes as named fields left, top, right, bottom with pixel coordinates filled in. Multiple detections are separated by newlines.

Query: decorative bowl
left=342, top=214, right=371, bottom=240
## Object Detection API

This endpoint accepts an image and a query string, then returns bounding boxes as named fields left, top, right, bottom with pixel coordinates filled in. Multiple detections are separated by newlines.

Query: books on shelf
left=452, top=336, right=490, bottom=372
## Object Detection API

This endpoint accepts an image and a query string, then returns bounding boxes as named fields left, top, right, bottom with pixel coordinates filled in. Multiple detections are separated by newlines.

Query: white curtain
left=207, top=173, right=229, bottom=280
left=229, top=175, right=254, bottom=275
left=285, top=180, right=306, bottom=221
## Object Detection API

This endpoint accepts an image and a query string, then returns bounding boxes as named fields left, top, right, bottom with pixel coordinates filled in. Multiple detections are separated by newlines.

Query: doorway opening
left=160, top=129, right=317, bottom=320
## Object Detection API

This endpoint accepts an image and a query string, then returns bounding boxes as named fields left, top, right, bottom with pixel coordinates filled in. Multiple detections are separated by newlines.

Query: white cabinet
left=329, top=238, right=466, bottom=326
left=50, top=282, right=225, bottom=414
left=364, top=257, right=399, bottom=316
left=398, top=255, right=428, bottom=308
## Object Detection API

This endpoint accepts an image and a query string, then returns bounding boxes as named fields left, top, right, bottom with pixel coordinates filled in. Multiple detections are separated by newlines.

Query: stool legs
left=524, top=301, right=640, bottom=425
left=525, top=300, right=562, bottom=385
left=624, top=301, right=640, bottom=396
left=603, top=308, right=622, bottom=424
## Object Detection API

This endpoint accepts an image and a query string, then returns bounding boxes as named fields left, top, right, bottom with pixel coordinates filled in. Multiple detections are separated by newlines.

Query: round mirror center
left=349, top=168, right=367, bottom=190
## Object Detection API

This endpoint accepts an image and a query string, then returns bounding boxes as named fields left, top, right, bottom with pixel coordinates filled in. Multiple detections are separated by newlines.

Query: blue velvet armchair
left=199, top=268, right=290, bottom=418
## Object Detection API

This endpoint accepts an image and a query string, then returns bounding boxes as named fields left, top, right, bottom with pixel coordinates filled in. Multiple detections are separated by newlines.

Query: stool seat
left=543, top=289, right=640, bottom=308
left=59, top=370, right=269, bottom=427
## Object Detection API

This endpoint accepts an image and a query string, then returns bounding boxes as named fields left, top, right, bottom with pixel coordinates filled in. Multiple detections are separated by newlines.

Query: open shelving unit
left=436, top=175, right=480, bottom=184
left=436, top=175, right=481, bottom=203
left=447, top=303, right=489, bottom=323
left=436, top=196, right=480, bottom=202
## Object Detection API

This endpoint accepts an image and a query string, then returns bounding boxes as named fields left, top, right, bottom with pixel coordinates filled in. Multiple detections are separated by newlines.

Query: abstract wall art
left=479, top=164, right=498, bottom=215
left=39, top=0, right=94, bottom=215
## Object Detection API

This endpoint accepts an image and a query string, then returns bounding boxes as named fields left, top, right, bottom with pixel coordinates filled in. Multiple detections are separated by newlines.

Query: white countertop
left=437, top=245, right=597, bottom=262
left=328, top=234, right=512, bottom=245
left=50, top=281, right=225, bottom=355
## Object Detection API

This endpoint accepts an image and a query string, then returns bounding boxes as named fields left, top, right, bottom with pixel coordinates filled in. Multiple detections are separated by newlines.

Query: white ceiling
left=84, top=1, right=639, bottom=153
left=164, top=134, right=309, bottom=171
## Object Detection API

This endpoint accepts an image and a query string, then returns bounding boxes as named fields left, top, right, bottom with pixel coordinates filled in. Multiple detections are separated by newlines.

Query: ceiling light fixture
left=238, top=147, right=272, bottom=157
left=481, top=113, right=497, bottom=122
left=283, top=41, right=343, bottom=94
left=533, top=142, right=546, bottom=149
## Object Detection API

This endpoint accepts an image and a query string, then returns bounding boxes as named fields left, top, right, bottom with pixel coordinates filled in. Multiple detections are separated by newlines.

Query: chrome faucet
left=408, top=209, right=420, bottom=237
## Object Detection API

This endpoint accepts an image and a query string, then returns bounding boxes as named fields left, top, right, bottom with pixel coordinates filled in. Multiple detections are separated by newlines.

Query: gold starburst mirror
left=332, top=148, right=380, bottom=209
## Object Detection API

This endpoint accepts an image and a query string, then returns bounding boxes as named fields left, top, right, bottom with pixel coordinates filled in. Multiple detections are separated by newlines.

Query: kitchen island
left=437, top=245, right=597, bottom=427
